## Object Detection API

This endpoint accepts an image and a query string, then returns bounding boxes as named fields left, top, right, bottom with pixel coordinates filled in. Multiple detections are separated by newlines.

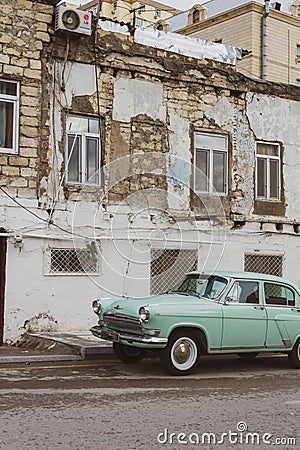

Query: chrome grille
left=103, top=313, right=143, bottom=335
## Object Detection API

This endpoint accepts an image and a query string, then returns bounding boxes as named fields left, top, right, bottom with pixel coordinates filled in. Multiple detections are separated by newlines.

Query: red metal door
left=0, top=236, right=7, bottom=346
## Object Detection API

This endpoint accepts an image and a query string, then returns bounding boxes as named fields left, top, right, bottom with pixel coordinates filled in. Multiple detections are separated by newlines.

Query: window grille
left=150, top=249, right=197, bottom=294
left=44, top=248, right=98, bottom=275
left=244, top=254, right=283, bottom=277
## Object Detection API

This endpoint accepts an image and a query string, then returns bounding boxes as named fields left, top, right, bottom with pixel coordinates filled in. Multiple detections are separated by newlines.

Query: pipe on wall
left=261, top=0, right=270, bottom=80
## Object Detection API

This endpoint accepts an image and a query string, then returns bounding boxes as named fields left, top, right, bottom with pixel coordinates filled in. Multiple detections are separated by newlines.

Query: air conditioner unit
left=55, top=6, right=92, bottom=36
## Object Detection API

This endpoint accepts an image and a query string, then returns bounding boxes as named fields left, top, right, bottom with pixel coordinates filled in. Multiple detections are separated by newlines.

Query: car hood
left=104, top=293, right=219, bottom=317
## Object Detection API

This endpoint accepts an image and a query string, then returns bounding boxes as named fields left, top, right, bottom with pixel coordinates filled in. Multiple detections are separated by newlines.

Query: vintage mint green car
left=90, top=271, right=300, bottom=375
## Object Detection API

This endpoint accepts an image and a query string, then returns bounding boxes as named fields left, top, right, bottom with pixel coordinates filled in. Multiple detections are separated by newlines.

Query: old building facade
left=2, top=0, right=300, bottom=343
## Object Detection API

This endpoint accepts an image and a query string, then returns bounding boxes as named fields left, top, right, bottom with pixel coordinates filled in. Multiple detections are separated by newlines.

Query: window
left=194, top=132, right=228, bottom=194
left=193, top=9, right=200, bottom=23
left=45, top=248, right=99, bottom=275
left=135, top=17, right=145, bottom=27
left=244, top=253, right=283, bottom=276
left=66, top=115, right=101, bottom=186
left=227, top=281, right=260, bottom=304
left=154, top=9, right=161, bottom=19
left=264, top=282, right=295, bottom=306
left=0, top=79, right=19, bottom=154
left=150, top=249, right=197, bottom=294
left=298, top=4, right=300, bottom=17
left=297, top=79, right=300, bottom=87
left=297, top=45, right=300, bottom=57
left=256, top=142, right=280, bottom=200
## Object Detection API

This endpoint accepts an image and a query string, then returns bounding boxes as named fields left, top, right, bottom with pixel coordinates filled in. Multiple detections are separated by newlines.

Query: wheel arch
left=168, top=326, right=208, bottom=354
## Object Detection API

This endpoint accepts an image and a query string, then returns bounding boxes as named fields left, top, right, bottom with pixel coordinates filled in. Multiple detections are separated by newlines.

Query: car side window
left=264, top=283, right=295, bottom=306
left=227, top=281, right=260, bottom=304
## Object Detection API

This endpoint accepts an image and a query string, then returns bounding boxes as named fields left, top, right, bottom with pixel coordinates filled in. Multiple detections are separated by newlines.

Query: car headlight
left=92, top=299, right=102, bottom=315
left=139, top=306, right=150, bottom=323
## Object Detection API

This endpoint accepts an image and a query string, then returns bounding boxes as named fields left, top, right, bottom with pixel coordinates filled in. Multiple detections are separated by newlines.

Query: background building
left=163, top=0, right=300, bottom=85
left=81, top=0, right=180, bottom=28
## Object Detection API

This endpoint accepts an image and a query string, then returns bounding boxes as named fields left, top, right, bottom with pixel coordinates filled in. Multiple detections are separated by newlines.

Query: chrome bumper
left=90, top=325, right=168, bottom=345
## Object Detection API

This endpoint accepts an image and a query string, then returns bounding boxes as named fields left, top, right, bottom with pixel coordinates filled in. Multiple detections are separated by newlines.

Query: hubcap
left=297, top=342, right=300, bottom=360
left=171, top=337, right=197, bottom=371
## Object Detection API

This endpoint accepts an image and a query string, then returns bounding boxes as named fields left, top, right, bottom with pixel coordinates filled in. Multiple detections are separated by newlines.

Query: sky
left=67, top=0, right=206, bottom=11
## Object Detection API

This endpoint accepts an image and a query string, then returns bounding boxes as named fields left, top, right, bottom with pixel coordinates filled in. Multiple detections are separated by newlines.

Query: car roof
left=187, top=270, right=296, bottom=285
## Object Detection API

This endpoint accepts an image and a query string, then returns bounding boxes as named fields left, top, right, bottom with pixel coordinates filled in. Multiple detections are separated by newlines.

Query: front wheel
left=160, top=331, right=200, bottom=376
left=288, top=339, right=300, bottom=369
left=113, top=342, right=147, bottom=364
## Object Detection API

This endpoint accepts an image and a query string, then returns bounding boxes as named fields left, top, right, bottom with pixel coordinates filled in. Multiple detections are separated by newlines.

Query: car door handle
left=254, top=306, right=264, bottom=310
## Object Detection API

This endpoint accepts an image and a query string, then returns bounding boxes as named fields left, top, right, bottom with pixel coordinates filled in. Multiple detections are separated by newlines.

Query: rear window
left=264, top=283, right=295, bottom=306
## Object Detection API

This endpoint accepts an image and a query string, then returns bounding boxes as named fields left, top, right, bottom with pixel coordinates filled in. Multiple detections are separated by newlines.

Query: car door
left=221, top=280, right=267, bottom=350
left=264, top=281, right=300, bottom=349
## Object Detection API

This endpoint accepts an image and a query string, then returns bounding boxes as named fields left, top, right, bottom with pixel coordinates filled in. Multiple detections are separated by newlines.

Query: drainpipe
left=261, top=0, right=270, bottom=80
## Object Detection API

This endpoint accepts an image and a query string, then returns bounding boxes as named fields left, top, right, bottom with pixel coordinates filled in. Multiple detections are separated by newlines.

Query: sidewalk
left=0, top=331, right=114, bottom=364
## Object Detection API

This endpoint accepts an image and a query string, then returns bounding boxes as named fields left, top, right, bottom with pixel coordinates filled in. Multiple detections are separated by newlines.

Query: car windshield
left=169, top=274, right=228, bottom=300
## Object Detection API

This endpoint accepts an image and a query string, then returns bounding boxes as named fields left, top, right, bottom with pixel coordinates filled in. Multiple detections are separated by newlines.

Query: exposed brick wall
left=0, top=0, right=53, bottom=195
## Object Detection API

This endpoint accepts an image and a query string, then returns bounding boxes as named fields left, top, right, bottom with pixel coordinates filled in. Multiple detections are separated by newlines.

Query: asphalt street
left=0, top=353, right=299, bottom=450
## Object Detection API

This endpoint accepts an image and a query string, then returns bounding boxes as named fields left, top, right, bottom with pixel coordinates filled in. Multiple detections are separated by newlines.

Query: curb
left=0, top=354, right=83, bottom=364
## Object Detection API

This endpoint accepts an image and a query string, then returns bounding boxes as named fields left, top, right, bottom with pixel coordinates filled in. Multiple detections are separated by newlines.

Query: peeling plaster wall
left=113, top=78, right=166, bottom=123
left=231, top=109, right=255, bottom=216
left=246, top=93, right=300, bottom=219
left=167, top=112, right=191, bottom=211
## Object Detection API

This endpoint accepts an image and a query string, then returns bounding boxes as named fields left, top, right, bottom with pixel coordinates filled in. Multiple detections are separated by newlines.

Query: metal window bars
left=150, top=249, right=198, bottom=295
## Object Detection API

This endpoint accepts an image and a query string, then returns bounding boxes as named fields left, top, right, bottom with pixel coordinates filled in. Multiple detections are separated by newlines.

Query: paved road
left=0, top=354, right=299, bottom=450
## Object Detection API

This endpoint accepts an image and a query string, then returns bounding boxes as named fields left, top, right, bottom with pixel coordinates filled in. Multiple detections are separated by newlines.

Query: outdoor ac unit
left=55, top=6, right=92, bottom=36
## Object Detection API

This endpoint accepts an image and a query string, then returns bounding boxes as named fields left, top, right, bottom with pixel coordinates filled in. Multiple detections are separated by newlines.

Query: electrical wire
left=0, top=187, right=50, bottom=223
left=0, top=186, right=94, bottom=240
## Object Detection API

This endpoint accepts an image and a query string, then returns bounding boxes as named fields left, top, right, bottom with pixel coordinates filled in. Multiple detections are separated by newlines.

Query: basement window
left=244, top=253, right=283, bottom=277
left=45, top=248, right=99, bottom=275
left=194, top=132, right=228, bottom=194
left=150, top=249, right=197, bottom=294
left=0, top=79, right=19, bottom=154
left=256, top=142, right=280, bottom=200
left=297, top=44, right=300, bottom=58
left=65, top=115, right=102, bottom=186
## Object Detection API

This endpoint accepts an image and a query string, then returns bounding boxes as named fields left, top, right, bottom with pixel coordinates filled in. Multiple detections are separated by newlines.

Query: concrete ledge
left=0, top=354, right=83, bottom=364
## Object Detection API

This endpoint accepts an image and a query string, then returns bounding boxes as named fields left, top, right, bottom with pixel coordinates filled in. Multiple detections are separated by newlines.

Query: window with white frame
left=66, top=115, right=101, bottom=186
left=0, top=79, right=19, bottom=154
left=256, top=142, right=280, bottom=200
left=194, top=132, right=228, bottom=194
